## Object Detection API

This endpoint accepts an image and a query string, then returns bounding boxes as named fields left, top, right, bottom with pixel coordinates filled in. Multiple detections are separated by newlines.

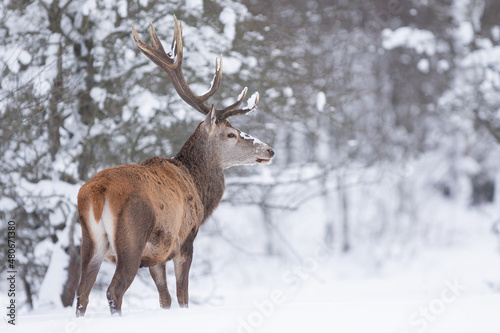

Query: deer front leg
left=174, top=239, right=194, bottom=308
left=149, top=261, right=172, bottom=309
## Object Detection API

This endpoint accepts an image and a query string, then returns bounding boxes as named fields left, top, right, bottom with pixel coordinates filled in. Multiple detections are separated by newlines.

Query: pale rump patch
left=88, top=200, right=116, bottom=258
left=87, top=204, right=109, bottom=261
left=101, top=200, right=116, bottom=256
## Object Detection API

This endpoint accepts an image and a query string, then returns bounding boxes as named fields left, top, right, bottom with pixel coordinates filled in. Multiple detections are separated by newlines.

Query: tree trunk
left=61, top=246, right=81, bottom=307
left=338, top=173, right=350, bottom=253
left=61, top=212, right=81, bottom=307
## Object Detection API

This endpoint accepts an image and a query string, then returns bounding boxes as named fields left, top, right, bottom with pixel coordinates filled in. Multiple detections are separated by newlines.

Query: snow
left=8, top=297, right=497, bottom=333
left=283, top=87, right=293, bottom=98
left=265, top=88, right=280, bottom=99
left=462, top=46, right=500, bottom=68
left=316, top=91, right=326, bottom=112
left=90, top=87, right=107, bottom=109
left=221, top=56, right=242, bottom=74
left=4, top=145, right=499, bottom=332
left=81, top=0, right=96, bottom=16
left=417, top=58, right=430, bottom=73
left=492, top=26, right=500, bottom=41
left=131, top=87, right=162, bottom=119
left=37, top=245, right=70, bottom=308
left=437, top=59, right=450, bottom=73
left=4, top=47, right=22, bottom=73
left=16, top=178, right=80, bottom=215
left=0, top=196, right=17, bottom=210
left=170, top=39, right=178, bottom=64
left=18, top=50, right=32, bottom=65
left=5, top=239, right=500, bottom=333
left=185, top=0, right=203, bottom=15
left=117, top=0, right=127, bottom=18
left=246, top=92, right=259, bottom=111
left=457, top=21, right=474, bottom=45
left=382, top=27, right=436, bottom=56
left=220, top=7, right=237, bottom=42
left=240, top=130, right=265, bottom=146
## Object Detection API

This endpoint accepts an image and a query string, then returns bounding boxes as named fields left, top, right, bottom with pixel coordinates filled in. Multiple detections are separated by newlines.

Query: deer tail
left=90, top=184, right=106, bottom=222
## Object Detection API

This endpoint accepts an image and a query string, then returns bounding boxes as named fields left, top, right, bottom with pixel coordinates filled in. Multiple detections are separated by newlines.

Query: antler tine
left=200, top=56, right=223, bottom=102
left=148, top=24, right=166, bottom=57
left=132, top=23, right=173, bottom=71
left=133, top=18, right=213, bottom=115
left=217, top=89, right=260, bottom=122
left=132, top=16, right=260, bottom=120
left=217, top=87, right=247, bottom=120
left=169, top=15, right=183, bottom=68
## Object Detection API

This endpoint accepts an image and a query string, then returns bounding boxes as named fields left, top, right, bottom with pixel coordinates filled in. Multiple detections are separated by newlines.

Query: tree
left=0, top=0, right=262, bottom=308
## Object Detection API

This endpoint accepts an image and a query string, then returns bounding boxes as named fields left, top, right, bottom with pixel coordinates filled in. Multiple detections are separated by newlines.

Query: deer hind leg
left=76, top=214, right=108, bottom=317
left=106, top=195, right=155, bottom=316
left=174, top=227, right=197, bottom=308
left=149, top=261, right=172, bottom=309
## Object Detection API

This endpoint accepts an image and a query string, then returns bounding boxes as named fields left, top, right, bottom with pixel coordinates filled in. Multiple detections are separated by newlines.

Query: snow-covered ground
left=4, top=148, right=500, bottom=333
left=5, top=258, right=500, bottom=332
left=10, top=293, right=500, bottom=333
left=4, top=202, right=500, bottom=333
left=4, top=157, right=500, bottom=333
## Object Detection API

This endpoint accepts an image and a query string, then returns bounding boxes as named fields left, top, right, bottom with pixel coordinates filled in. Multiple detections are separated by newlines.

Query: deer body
left=75, top=17, right=273, bottom=316
left=79, top=158, right=206, bottom=268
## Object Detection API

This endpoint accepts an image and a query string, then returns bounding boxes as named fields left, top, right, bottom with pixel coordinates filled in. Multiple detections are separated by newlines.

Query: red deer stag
left=75, top=16, right=274, bottom=316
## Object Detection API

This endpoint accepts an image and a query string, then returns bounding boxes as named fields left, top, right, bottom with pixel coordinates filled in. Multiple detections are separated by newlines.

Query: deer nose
left=267, top=149, right=275, bottom=157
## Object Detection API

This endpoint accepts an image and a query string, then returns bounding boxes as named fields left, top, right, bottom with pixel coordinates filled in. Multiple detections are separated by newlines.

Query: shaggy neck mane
left=174, top=124, right=225, bottom=221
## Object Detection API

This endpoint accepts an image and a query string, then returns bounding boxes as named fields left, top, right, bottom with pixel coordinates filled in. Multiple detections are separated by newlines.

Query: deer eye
left=227, top=133, right=237, bottom=138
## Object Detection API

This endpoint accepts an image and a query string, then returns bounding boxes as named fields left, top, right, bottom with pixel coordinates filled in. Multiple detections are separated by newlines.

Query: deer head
left=132, top=17, right=274, bottom=169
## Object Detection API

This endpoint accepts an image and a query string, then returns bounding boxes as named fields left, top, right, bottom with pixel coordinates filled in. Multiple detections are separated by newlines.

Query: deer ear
left=203, top=105, right=217, bottom=132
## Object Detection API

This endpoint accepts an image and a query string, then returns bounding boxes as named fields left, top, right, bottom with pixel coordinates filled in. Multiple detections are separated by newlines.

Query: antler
left=132, top=16, right=259, bottom=122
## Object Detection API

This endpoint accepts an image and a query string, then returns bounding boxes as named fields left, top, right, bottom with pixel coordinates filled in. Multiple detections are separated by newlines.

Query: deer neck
left=174, top=127, right=225, bottom=221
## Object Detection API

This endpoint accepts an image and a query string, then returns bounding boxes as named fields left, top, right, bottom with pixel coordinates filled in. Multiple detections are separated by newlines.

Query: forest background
left=1, top=1, right=500, bottom=329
